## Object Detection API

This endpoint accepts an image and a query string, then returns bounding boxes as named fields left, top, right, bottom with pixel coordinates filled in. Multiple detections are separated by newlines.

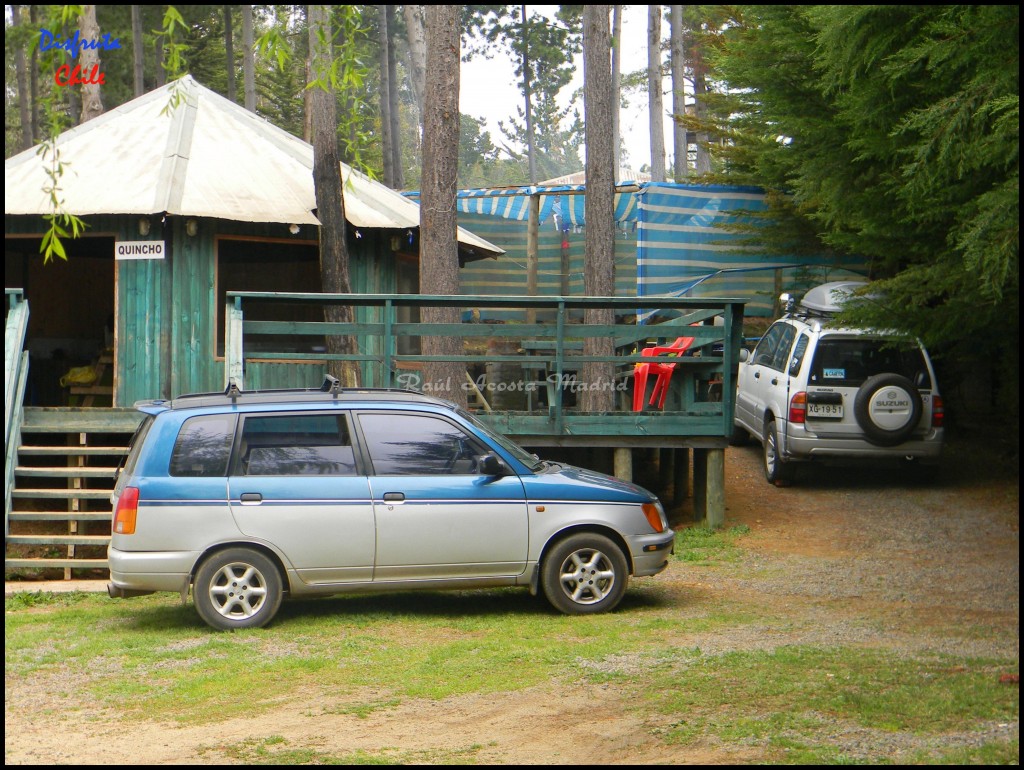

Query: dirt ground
left=5, top=431, right=1019, bottom=765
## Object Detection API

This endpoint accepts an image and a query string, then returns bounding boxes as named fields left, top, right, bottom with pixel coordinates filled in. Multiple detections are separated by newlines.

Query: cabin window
left=216, top=237, right=323, bottom=356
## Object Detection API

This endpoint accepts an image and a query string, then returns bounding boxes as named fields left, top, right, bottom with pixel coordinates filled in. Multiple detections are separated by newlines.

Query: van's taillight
left=932, top=395, right=944, bottom=428
left=113, top=487, right=139, bottom=535
left=789, top=392, right=807, bottom=424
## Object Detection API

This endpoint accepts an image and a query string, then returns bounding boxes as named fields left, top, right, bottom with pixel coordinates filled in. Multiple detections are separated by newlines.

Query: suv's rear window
left=808, top=339, right=931, bottom=388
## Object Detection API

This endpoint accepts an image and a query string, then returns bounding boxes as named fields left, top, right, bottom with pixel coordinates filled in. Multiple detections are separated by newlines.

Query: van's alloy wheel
left=541, top=533, right=629, bottom=614
left=194, top=548, right=283, bottom=631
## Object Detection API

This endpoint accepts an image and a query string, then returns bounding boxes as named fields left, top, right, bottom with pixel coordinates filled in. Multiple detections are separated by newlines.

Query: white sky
left=459, top=5, right=676, bottom=177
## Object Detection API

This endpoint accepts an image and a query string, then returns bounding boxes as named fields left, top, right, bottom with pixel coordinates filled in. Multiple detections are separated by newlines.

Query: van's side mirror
left=478, top=453, right=510, bottom=477
left=738, top=348, right=750, bottom=363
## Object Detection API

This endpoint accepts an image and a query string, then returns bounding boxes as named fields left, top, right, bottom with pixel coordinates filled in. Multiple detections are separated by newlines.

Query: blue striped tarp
left=636, top=184, right=867, bottom=319
left=406, top=183, right=869, bottom=319
left=406, top=185, right=638, bottom=226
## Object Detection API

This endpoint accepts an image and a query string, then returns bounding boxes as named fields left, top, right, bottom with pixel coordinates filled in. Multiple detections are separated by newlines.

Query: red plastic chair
left=632, top=336, right=695, bottom=411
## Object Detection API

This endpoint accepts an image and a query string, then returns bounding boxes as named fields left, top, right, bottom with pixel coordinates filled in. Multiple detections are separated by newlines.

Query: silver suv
left=732, top=282, right=944, bottom=484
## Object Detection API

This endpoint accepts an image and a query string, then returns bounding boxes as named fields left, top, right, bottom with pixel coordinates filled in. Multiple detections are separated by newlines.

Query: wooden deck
left=224, top=292, right=746, bottom=525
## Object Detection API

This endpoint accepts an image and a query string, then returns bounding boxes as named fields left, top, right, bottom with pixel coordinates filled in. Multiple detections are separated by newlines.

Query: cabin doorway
left=5, top=234, right=116, bottom=406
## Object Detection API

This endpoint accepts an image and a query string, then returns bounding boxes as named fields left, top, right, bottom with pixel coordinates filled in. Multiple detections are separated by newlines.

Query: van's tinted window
left=359, top=413, right=486, bottom=475
left=239, top=413, right=356, bottom=476
left=169, top=414, right=235, bottom=477
left=121, top=414, right=155, bottom=478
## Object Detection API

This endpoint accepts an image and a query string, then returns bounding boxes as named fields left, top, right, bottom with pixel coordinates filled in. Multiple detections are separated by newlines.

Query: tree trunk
left=224, top=5, right=236, bottom=103
left=78, top=5, right=104, bottom=123
left=403, top=5, right=427, bottom=122
left=386, top=5, right=404, bottom=189
left=131, top=5, right=145, bottom=97
left=29, top=5, right=40, bottom=142
left=63, top=19, right=82, bottom=124
left=693, top=66, right=711, bottom=175
left=419, top=5, right=466, bottom=408
left=692, top=33, right=711, bottom=175
left=242, top=4, right=256, bottom=112
left=14, top=6, right=32, bottom=150
left=378, top=5, right=395, bottom=188
left=308, top=4, right=358, bottom=387
left=611, top=4, right=621, bottom=178
left=647, top=5, right=666, bottom=182
left=581, top=5, right=616, bottom=413
left=154, top=34, right=165, bottom=88
left=521, top=4, right=537, bottom=184
left=670, top=5, right=688, bottom=181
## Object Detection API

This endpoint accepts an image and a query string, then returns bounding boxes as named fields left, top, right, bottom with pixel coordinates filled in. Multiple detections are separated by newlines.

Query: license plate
left=807, top=402, right=843, bottom=419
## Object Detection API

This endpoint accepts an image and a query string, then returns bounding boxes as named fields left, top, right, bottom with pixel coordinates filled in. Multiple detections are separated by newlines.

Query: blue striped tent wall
left=636, top=184, right=868, bottom=318
left=456, top=211, right=638, bottom=322
left=436, top=183, right=870, bottom=321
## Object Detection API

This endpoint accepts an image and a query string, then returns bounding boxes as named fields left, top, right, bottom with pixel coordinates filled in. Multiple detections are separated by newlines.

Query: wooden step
left=15, top=466, right=118, bottom=479
left=18, top=446, right=128, bottom=456
left=8, top=511, right=111, bottom=522
left=21, top=407, right=142, bottom=433
left=4, top=558, right=108, bottom=569
left=11, top=488, right=112, bottom=500
left=6, top=535, right=111, bottom=546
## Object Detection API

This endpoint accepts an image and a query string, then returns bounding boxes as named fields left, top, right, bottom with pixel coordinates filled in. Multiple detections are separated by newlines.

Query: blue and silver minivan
left=108, top=380, right=674, bottom=630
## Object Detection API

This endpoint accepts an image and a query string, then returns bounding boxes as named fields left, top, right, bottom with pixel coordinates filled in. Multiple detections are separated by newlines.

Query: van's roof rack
left=164, top=378, right=433, bottom=409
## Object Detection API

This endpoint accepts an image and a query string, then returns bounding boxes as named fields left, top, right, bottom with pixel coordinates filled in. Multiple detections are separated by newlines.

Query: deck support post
left=692, top=447, right=725, bottom=528
left=613, top=447, right=632, bottom=482
left=673, top=447, right=689, bottom=508
left=658, top=448, right=673, bottom=491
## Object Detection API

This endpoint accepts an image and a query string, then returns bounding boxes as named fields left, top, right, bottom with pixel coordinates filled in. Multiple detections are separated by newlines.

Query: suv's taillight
left=113, top=486, right=139, bottom=535
left=932, top=395, right=944, bottom=428
left=789, top=392, right=807, bottom=424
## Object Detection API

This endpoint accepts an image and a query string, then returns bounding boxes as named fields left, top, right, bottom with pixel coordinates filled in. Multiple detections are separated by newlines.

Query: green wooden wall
left=6, top=214, right=400, bottom=406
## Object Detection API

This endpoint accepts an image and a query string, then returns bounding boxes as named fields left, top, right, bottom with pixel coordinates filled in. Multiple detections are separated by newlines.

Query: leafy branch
left=37, top=136, right=88, bottom=264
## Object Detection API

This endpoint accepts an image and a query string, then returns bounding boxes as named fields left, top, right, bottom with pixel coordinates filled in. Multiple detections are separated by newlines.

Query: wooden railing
left=5, top=289, right=30, bottom=536
left=224, top=292, right=745, bottom=448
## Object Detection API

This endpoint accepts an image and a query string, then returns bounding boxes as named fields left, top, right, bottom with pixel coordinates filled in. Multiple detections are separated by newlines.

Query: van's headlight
left=641, top=502, right=667, bottom=533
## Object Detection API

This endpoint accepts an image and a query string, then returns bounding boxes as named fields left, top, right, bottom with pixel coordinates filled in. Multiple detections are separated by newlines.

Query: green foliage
left=704, top=5, right=1019, bottom=422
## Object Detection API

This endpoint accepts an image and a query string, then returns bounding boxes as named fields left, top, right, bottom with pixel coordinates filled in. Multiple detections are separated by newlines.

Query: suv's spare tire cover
left=853, top=373, right=922, bottom=446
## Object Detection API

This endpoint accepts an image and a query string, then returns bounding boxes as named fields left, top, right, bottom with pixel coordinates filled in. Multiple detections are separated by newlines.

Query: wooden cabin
left=4, top=76, right=502, bottom=407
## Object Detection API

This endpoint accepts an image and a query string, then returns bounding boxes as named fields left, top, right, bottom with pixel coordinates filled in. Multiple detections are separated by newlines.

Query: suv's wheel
left=853, top=373, right=922, bottom=447
left=541, top=533, right=628, bottom=614
left=194, top=548, right=283, bottom=631
left=763, top=419, right=794, bottom=485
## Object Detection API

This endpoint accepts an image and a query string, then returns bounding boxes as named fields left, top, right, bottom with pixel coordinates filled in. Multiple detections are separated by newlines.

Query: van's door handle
left=239, top=493, right=263, bottom=504
left=382, top=492, right=405, bottom=503
left=771, top=377, right=779, bottom=385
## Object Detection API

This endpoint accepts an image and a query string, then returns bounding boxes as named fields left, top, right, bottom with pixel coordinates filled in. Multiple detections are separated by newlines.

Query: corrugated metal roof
left=4, top=76, right=502, bottom=257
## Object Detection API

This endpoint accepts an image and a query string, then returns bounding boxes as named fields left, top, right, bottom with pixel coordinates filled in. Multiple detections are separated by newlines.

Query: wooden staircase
left=5, top=407, right=142, bottom=579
